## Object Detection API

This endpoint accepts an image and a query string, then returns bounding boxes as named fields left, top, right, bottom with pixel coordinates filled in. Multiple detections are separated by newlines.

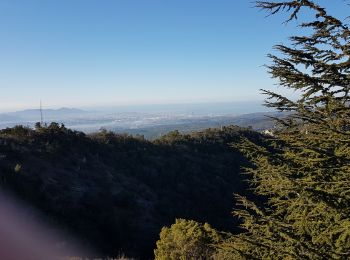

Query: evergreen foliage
left=154, top=219, right=222, bottom=260
left=0, top=124, right=261, bottom=259
left=219, top=1, right=350, bottom=259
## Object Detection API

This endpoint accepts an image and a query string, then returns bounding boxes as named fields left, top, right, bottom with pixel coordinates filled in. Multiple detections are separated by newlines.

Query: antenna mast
left=40, top=100, right=43, bottom=125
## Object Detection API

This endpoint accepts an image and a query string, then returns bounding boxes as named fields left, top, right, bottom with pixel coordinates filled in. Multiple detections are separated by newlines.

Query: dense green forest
left=0, top=123, right=266, bottom=259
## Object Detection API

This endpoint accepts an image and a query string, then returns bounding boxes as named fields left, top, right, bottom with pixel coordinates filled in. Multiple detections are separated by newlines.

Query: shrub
left=154, top=219, right=221, bottom=260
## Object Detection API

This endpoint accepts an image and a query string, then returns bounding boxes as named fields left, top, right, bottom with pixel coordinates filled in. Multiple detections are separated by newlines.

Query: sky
left=0, top=0, right=348, bottom=112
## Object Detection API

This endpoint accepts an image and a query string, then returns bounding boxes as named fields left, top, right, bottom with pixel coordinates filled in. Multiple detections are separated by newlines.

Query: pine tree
left=219, top=1, right=350, bottom=259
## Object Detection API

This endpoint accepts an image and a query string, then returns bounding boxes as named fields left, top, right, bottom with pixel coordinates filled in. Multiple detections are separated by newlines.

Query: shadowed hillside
left=0, top=123, right=267, bottom=259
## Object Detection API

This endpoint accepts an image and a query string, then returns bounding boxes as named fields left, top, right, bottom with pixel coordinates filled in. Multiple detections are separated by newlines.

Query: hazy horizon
left=0, top=99, right=270, bottom=115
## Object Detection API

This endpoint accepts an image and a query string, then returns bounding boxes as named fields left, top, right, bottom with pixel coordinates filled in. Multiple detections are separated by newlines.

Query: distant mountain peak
left=14, top=107, right=86, bottom=113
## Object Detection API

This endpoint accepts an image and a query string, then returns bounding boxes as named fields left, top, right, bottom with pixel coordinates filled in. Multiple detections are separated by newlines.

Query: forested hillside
left=0, top=123, right=266, bottom=259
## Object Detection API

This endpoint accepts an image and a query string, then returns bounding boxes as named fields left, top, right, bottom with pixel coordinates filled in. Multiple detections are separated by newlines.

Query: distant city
left=0, top=101, right=279, bottom=139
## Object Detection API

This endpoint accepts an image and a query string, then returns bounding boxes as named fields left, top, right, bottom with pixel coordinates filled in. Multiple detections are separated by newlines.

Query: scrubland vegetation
left=0, top=123, right=264, bottom=259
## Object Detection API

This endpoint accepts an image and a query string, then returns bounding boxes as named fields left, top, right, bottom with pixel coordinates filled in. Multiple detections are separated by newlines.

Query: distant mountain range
left=1, top=108, right=89, bottom=121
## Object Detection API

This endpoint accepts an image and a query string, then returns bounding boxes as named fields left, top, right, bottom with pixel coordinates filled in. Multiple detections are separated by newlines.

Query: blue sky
left=0, top=0, right=348, bottom=112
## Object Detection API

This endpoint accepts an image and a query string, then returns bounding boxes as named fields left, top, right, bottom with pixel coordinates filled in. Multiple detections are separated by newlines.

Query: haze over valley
left=0, top=101, right=276, bottom=138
